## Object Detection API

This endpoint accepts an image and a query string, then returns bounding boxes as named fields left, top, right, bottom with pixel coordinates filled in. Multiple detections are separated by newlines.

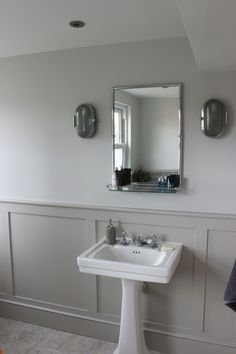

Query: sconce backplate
left=74, top=103, right=97, bottom=138
left=201, top=99, right=228, bottom=138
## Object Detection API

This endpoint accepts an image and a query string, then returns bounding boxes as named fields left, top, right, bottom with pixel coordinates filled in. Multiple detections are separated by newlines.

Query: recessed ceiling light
left=69, top=20, right=86, bottom=29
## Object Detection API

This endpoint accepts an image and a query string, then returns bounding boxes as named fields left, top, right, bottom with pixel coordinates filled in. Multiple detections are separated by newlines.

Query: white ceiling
left=0, top=0, right=185, bottom=58
left=0, top=0, right=235, bottom=72
left=176, top=0, right=236, bottom=71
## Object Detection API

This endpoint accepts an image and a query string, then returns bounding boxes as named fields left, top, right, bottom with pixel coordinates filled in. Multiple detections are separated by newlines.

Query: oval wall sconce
left=73, top=104, right=97, bottom=138
left=200, top=99, right=228, bottom=138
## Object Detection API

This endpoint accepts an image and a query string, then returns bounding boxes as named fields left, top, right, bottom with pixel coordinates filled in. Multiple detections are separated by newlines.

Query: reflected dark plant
left=132, top=165, right=152, bottom=183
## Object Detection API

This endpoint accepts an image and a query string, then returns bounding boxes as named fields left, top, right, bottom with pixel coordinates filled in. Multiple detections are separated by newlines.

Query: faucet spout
left=148, top=234, right=163, bottom=249
left=135, top=234, right=162, bottom=249
left=120, top=231, right=129, bottom=246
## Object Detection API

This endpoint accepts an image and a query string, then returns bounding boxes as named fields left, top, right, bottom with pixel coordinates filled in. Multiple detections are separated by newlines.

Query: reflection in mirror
left=109, top=84, right=183, bottom=193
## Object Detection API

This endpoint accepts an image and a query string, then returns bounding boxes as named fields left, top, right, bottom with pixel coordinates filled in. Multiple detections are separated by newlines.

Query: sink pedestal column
left=114, top=279, right=151, bottom=354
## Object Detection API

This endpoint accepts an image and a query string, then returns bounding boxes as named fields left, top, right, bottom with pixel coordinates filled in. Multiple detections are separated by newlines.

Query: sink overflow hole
left=132, top=251, right=141, bottom=254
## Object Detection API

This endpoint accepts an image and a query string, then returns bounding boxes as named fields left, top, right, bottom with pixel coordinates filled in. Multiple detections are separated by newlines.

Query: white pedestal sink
left=114, top=279, right=150, bottom=354
left=78, top=239, right=182, bottom=354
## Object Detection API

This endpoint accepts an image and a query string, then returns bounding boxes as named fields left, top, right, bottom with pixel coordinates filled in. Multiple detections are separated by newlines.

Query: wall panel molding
left=8, top=211, right=88, bottom=311
left=0, top=200, right=235, bottom=353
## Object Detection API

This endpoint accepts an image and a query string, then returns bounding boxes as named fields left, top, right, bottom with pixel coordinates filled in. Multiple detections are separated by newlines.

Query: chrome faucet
left=146, top=233, right=162, bottom=249
left=119, top=232, right=162, bottom=249
left=132, top=233, right=162, bottom=248
left=120, top=231, right=129, bottom=246
left=132, top=235, right=145, bottom=247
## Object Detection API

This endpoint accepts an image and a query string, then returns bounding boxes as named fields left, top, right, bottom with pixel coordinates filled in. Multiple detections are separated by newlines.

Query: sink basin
left=77, top=238, right=182, bottom=354
left=78, top=238, right=182, bottom=283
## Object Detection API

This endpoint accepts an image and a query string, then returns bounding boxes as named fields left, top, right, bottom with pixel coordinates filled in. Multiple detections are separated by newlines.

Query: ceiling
left=0, top=0, right=235, bottom=72
left=176, top=0, right=236, bottom=71
left=0, top=0, right=185, bottom=57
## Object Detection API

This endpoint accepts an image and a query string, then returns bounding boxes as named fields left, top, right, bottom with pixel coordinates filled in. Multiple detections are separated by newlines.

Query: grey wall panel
left=0, top=212, right=6, bottom=294
left=142, top=242, right=194, bottom=331
left=97, top=276, right=122, bottom=316
left=204, top=230, right=236, bottom=340
left=95, top=220, right=122, bottom=316
left=141, top=226, right=196, bottom=331
left=9, top=212, right=88, bottom=311
left=146, top=331, right=236, bottom=354
left=0, top=202, right=236, bottom=352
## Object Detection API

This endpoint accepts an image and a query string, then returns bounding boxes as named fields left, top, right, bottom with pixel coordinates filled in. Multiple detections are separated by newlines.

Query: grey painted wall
left=0, top=37, right=235, bottom=213
left=0, top=37, right=236, bottom=354
left=0, top=201, right=235, bottom=354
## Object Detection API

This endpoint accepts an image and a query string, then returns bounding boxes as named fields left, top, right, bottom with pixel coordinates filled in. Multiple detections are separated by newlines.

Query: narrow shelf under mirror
left=108, top=184, right=180, bottom=193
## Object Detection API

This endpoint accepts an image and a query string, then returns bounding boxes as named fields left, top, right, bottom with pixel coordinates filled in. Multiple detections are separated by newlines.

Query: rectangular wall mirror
left=109, top=83, right=183, bottom=193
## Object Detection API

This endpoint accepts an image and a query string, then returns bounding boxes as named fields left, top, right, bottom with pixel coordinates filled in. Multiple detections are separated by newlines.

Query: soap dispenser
left=106, top=218, right=116, bottom=245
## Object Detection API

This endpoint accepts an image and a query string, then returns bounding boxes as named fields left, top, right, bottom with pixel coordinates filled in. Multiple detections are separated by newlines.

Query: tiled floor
left=0, top=317, right=162, bottom=354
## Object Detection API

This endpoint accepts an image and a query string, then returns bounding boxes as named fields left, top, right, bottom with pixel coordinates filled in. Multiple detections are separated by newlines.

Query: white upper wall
left=0, top=37, right=235, bottom=214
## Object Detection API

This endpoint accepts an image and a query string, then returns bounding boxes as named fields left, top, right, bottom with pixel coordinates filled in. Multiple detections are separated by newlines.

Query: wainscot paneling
left=0, top=211, right=6, bottom=295
left=203, top=230, right=236, bottom=340
left=0, top=200, right=236, bottom=354
left=9, top=212, right=88, bottom=313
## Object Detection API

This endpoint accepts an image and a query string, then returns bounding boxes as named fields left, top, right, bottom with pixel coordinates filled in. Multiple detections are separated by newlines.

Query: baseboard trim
left=0, top=300, right=235, bottom=354
left=0, top=301, right=119, bottom=343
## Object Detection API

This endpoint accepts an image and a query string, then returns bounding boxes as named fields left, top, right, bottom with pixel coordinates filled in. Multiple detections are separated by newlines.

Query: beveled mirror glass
left=109, top=84, right=183, bottom=193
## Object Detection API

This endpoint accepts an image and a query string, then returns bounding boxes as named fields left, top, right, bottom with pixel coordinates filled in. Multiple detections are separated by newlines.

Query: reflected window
left=114, top=103, right=130, bottom=169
